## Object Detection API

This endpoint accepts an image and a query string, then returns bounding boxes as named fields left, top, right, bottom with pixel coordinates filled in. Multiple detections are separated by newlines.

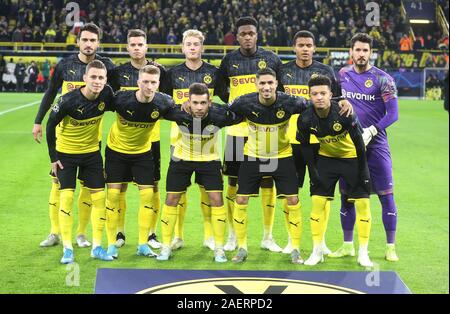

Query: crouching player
left=156, top=83, right=243, bottom=262
left=46, top=60, right=114, bottom=264
left=296, top=75, right=373, bottom=267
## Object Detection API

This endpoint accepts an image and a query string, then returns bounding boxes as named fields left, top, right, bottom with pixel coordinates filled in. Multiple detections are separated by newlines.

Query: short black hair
left=256, top=67, right=277, bottom=79
left=350, top=33, right=373, bottom=49
left=292, top=30, right=316, bottom=45
left=78, top=23, right=102, bottom=40
left=308, top=74, right=332, bottom=90
left=189, top=83, right=210, bottom=98
left=235, top=16, right=258, bottom=31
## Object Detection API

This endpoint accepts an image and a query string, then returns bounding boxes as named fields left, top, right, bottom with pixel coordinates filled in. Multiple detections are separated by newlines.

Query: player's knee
left=286, top=196, right=299, bottom=206
left=236, top=195, right=248, bottom=205
left=166, top=193, right=181, bottom=207
left=209, top=194, right=224, bottom=207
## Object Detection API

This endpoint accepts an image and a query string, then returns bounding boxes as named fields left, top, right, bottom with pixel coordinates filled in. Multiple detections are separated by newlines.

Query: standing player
left=46, top=60, right=114, bottom=263
left=109, top=29, right=165, bottom=250
left=278, top=30, right=344, bottom=255
left=105, top=65, right=175, bottom=259
left=330, top=33, right=400, bottom=262
left=156, top=83, right=242, bottom=262
left=160, top=29, right=226, bottom=251
left=32, top=23, right=114, bottom=248
left=296, top=75, right=373, bottom=267
left=219, top=17, right=283, bottom=252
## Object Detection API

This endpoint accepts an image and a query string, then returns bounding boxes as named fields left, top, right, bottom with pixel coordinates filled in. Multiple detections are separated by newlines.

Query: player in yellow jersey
left=46, top=60, right=114, bottom=264
left=33, top=23, right=114, bottom=248
left=109, top=29, right=166, bottom=250
left=160, top=29, right=227, bottom=251
left=218, top=17, right=283, bottom=252
left=156, top=83, right=242, bottom=262
left=296, top=75, right=373, bottom=267
left=104, top=65, right=176, bottom=259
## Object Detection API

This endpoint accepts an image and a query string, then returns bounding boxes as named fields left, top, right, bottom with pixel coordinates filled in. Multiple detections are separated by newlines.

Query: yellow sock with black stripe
left=284, top=201, right=302, bottom=250
left=211, top=205, right=227, bottom=248
left=105, top=188, right=120, bottom=246
left=321, top=200, right=331, bottom=240
left=91, top=190, right=106, bottom=248
left=149, top=189, right=160, bottom=234
left=200, top=186, right=213, bottom=240
left=261, top=186, right=276, bottom=239
left=226, top=185, right=237, bottom=237
left=310, top=196, right=328, bottom=246
left=49, top=181, right=60, bottom=235
left=355, top=198, right=371, bottom=246
left=161, top=204, right=178, bottom=246
left=233, top=202, right=248, bottom=250
left=76, top=185, right=92, bottom=236
left=117, top=192, right=127, bottom=234
left=59, top=190, right=74, bottom=248
left=174, top=192, right=187, bottom=239
left=138, top=188, right=154, bottom=245
left=281, top=199, right=291, bottom=238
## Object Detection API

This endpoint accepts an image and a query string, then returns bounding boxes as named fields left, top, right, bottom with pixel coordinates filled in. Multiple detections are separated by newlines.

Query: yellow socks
left=226, top=185, right=237, bottom=238
left=105, top=188, right=120, bottom=246
left=117, top=191, right=127, bottom=234
left=233, top=202, right=248, bottom=250
left=59, top=189, right=74, bottom=248
left=91, top=190, right=106, bottom=248
left=284, top=201, right=302, bottom=250
left=211, top=205, right=227, bottom=248
left=138, top=188, right=154, bottom=245
left=199, top=186, right=213, bottom=240
left=149, top=188, right=160, bottom=234
left=49, top=181, right=60, bottom=235
left=310, top=196, right=328, bottom=246
left=76, top=185, right=92, bottom=236
left=160, top=204, right=178, bottom=246
left=355, top=198, right=371, bottom=247
left=261, top=186, right=276, bottom=239
left=174, top=192, right=187, bottom=239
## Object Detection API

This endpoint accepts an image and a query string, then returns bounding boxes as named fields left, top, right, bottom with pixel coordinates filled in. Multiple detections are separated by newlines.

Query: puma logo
left=60, top=210, right=70, bottom=216
left=69, top=69, right=76, bottom=75
left=49, top=202, right=57, bottom=207
left=310, top=217, right=320, bottom=223
left=77, top=107, right=85, bottom=114
left=178, top=76, right=185, bottom=82
left=289, top=221, right=299, bottom=227
left=82, top=201, right=91, bottom=207
left=233, top=219, right=244, bottom=225
left=286, top=73, right=293, bottom=79
left=126, top=110, right=134, bottom=116
left=161, top=219, right=169, bottom=225
left=251, top=111, right=259, bottom=117
left=201, top=202, right=211, bottom=207
left=106, top=206, right=114, bottom=212
left=232, top=64, right=239, bottom=69
left=217, top=219, right=226, bottom=223
left=123, top=74, right=130, bottom=80
left=360, top=219, right=370, bottom=223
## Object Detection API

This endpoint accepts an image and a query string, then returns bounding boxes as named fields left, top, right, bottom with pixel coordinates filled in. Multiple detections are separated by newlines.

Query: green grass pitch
left=0, top=93, right=448, bottom=294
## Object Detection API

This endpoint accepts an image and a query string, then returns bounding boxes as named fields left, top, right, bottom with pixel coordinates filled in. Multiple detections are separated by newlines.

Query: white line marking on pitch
left=0, top=100, right=40, bottom=116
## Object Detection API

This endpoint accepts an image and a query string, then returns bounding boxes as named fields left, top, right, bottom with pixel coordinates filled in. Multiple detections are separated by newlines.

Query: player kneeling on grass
left=296, top=74, right=373, bottom=267
left=46, top=60, right=114, bottom=264
left=104, top=65, right=176, bottom=259
left=156, top=83, right=243, bottom=262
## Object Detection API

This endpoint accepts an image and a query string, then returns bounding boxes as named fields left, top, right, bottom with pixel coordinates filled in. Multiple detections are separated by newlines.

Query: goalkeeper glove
left=362, top=125, right=378, bottom=146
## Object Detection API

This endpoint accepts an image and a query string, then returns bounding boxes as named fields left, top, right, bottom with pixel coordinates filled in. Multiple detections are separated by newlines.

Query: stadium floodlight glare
left=409, top=19, right=432, bottom=24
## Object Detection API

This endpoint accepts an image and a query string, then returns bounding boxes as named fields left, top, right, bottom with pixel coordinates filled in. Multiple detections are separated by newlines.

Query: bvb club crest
left=203, top=74, right=212, bottom=84
left=365, top=79, right=373, bottom=88
left=276, top=109, right=285, bottom=119
left=206, top=125, right=215, bottom=132
left=98, top=102, right=105, bottom=111
left=151, top=111, right=160, bottom=119
left=258, top=60, right=267, bottom=69
left=333, top=122, right=342, bottom=132
left=311, top=72, right=319, bottom=79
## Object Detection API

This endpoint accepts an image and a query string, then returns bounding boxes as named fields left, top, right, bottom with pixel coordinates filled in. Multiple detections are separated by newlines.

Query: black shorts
left=223, top=135, right=247, bottom=177
left=166, top=159, right=223, bottom=193
left=152, top=140, right=161, bottom=182
left=56, top=151, right=105, bottom=190
left=237, top=156, right=298, bottom=198
left=105, top=146, right=154, bottom=186
left=311, top=156, right=370, bottom=199
left=292, top=143, right=320, bottom=188
left=170, top=145, right=202, bottom=185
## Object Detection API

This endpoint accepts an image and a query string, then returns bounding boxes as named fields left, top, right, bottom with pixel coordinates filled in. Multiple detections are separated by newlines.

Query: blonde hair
left=139, top=65, right=160, bottom=76
left=182, top=29, right=204, bottom=44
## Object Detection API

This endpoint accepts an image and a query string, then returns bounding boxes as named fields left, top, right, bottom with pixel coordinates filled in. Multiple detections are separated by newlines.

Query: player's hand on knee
left=32, top=124, right=42, bottom=143
left=51, top=160, right=64, bottom=176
